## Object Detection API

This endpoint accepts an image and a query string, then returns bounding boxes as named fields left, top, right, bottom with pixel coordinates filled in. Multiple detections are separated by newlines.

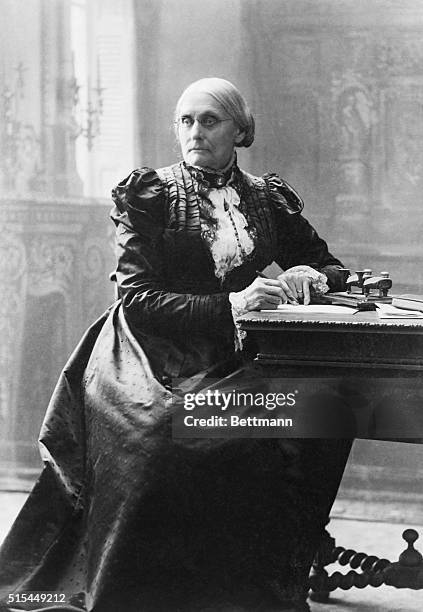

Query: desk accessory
left=323, top=268, right=394, bottom=311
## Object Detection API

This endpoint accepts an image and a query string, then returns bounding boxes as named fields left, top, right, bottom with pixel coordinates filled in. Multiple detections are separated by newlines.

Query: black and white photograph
left=1, top=1, right=423, bottom=610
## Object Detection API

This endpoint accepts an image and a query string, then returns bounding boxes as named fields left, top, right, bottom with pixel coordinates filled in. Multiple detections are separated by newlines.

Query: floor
left=0, top=493, right=422, bottom=611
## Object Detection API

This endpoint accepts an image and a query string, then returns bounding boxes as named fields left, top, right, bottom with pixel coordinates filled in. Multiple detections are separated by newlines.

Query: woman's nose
left=191, top=119, right=204, bottom=138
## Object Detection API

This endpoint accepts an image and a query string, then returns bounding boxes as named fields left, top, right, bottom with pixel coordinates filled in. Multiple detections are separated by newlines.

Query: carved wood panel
left=0, top=200, right=115, bottom=486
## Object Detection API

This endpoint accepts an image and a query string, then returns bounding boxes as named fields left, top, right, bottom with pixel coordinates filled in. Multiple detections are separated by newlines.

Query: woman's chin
left=185, top=152, right=215, bottom=169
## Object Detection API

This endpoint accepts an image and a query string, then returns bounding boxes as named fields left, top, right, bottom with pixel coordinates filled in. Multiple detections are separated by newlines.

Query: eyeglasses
left=175, top=115, right=233, bottom=130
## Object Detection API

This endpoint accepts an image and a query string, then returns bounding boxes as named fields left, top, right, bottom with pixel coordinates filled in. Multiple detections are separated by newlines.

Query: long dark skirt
left=0, top=304, right=351, bottom=611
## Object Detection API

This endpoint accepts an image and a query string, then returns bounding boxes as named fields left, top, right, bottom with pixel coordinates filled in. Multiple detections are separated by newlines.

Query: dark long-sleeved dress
left=0, top=160, right=351, bottom=612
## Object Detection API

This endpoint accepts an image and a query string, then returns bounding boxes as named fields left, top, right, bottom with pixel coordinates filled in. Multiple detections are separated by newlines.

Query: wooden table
left=239, top=309, right=423, bottom=374
left=238, top=309, right=423, bottom=596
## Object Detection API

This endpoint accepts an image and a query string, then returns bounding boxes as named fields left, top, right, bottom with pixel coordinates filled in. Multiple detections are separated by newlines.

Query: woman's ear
left=234, top=128, right=245, bottom=145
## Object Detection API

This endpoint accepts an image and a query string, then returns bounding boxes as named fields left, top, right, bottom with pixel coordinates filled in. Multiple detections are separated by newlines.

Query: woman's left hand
left=277, top=265, right=319, bottom=305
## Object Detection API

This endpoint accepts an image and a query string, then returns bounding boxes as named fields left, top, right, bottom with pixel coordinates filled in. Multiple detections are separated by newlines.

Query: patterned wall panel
left=0, top=200, right=115, bottom=488
left=240, top=0, right=423, bottom=291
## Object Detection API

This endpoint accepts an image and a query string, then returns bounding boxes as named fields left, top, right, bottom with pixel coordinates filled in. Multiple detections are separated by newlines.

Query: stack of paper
left=376, top=304, right=423, bottom=319
left=261, top=304, right=358, bottom=314
left=392, top=294, right=423, bottom=312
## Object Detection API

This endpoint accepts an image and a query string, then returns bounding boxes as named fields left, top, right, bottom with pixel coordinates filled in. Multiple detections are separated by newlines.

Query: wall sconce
left=1, top=62, right=40, bottom=192
left=70, top=57, right=104, bottom=151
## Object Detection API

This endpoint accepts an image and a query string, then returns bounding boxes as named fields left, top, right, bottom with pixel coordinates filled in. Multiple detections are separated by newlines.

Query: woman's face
left=176, top=90, right=244, bottom=170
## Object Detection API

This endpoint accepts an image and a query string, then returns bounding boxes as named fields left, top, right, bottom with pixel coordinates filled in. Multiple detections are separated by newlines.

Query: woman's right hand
left=237, top=277, right=297, bottom=311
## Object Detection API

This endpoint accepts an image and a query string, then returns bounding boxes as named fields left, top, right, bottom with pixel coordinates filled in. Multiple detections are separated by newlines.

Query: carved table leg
left=383, top=529, right=423, bottom=589
left=309, top=527, right=423, bottom=600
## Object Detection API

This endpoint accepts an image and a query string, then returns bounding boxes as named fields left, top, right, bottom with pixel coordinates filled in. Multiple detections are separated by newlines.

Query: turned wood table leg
left=308, top=527, right=423, bottom=601
left=383, top=529, right=423, bottom=589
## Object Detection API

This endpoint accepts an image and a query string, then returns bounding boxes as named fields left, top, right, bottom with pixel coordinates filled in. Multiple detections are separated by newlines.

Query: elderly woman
left=0, top=79, right=351, bottom=612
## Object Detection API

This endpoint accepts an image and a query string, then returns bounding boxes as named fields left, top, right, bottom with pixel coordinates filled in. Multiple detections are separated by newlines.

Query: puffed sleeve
left=264, top=173, right=346, bottom=291
left=110, top=168, right=233, bottom=336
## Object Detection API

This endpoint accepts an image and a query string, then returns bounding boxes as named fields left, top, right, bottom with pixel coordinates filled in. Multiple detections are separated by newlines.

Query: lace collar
left=183, top=154, right=240, bottom=190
